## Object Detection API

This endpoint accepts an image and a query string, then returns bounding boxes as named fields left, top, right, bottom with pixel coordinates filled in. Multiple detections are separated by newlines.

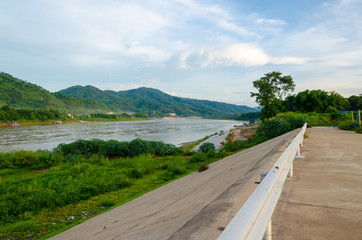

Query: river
left=0, top=118, right=245, bottom=152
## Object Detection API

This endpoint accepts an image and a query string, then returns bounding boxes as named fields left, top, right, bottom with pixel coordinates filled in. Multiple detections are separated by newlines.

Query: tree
left=251, top=71, right=295, bottom=121
left=283, top=90, right=350, bottom=113
left=348, top=94, right=362, bottom=110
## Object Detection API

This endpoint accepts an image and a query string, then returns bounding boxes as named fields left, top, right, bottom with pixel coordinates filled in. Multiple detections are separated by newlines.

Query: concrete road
left=49, top=130, right=297, bottom=240
left=273, top=127, right=362, bottom=240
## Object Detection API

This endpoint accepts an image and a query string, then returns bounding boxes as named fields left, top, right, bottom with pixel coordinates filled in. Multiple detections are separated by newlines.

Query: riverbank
left=0, top=118, right=152, bottom=127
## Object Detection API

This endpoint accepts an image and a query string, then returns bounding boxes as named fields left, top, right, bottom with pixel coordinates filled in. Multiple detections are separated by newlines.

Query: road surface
left=49, top=130, right=297, bottom=240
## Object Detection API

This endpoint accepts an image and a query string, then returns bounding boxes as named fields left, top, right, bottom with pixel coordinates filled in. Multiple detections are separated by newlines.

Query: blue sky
left=0, top=0, right=361, bottom=107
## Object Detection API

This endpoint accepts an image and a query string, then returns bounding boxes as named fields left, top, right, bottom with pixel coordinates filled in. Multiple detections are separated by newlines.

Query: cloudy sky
left=0, top=0, right=361, bottom=107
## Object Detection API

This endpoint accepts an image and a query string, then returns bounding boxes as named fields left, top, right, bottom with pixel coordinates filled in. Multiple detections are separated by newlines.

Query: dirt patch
left=231, top=125, right=258, bottom=141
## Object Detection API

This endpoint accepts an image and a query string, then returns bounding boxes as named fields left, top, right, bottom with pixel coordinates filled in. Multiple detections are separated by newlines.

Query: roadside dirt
left=231, top=125, right=258, bottom=141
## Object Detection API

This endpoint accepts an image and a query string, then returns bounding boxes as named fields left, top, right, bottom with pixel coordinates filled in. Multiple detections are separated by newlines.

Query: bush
left=198, top=142, right=216, bottom=154
left=100, top=199, right=115, bottom=207
left=54, top=138, right=181, bottom=159
left=338, top=120, right=354, bottom=130
left=189, top=153, right=208, bottom=163
left=223, top=140, right=247, bottom=152
left=159, top=166, right=185, bottom=181
left=198, top=163, right=209, bottom=172
left=355, top=126, right=362, bottom=134
left=127, top=168, right=143, bottom=179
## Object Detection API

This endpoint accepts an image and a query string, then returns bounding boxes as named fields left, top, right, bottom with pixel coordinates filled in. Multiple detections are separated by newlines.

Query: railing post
left=260, top=172, right=272, bottom=240
left=288, top=163, right=293, bottom=178
left=297, top=145, right=300, bottom=156
left=263, top=220, right=272, bottom=240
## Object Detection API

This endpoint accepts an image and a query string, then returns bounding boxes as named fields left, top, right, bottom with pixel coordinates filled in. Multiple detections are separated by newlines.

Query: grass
left=0, top=153, right=221, bottom=239
left=181, top=133, right=216, bottom=152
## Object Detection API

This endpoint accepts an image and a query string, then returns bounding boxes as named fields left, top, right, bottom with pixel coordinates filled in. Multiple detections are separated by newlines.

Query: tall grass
left=0, top=151, right=202, bottom=239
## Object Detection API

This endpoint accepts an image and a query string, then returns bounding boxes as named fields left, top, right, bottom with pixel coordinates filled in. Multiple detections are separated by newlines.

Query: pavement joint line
left=278, top=200, right=362, bottom=212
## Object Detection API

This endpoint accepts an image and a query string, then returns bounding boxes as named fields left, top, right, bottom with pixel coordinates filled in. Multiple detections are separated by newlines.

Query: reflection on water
left=0, top=118, right=244, bottom=152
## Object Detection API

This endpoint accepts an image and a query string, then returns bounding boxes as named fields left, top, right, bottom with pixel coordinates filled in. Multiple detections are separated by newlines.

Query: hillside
left=0, top=72, right=111, bottom=113
left=59, top=86, right=259, bottom=117
left=0, top=72, right=258, bottom=117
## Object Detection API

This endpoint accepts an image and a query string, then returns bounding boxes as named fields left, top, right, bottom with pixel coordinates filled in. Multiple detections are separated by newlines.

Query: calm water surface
left=0, top=118, right=244, bottom=152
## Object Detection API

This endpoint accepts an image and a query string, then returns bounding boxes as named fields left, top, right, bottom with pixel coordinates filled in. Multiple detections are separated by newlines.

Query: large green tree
left=251, top=71, right=295, bottom=121
left=348, top=94, right=362, bottom=110
left=283, top=90, right=350, bottom=113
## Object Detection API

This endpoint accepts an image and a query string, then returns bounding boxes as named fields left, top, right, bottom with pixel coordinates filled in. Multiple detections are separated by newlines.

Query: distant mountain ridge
left=0, top=72, right=111, bottom=113
left=0, top=72, right=258, bottom=117
left=59, top=85, right=259, bottom=117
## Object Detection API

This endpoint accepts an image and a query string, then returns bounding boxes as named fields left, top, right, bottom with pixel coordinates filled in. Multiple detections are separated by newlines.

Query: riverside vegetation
left=0, top=110, right=356, bottom=239
left=0, top=138, right=232, bottom=239
left=0, top=105, right=149, bottom=125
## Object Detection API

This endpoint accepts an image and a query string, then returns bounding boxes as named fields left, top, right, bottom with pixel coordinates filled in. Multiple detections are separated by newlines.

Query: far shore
left=0, top=118, right=152, bottom=127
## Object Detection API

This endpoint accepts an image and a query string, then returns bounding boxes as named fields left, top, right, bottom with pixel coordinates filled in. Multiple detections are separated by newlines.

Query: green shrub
left=198, top=163, right=209, bottom=172
left=127, top=168, right=143, bottom=179
left=100, top=199, right=115, bottom=207
left=338, top=120, right=354, bottom=130
left=223, top=140, right=248, bottom=152
left=189, top=153, right=208, bottom=163
left=128, top=138, right=151, bottom=157
left=355, top=126, right=362, bottom=134
left=6, top=220, right=40, bottom=234
left=198, top=142, right=216, bottom=154
left=159, top=166, right=185, bottom=181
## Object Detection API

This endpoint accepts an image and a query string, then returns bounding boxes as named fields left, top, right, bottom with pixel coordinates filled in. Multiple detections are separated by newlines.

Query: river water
left=0, top=118, right=244, bottom=152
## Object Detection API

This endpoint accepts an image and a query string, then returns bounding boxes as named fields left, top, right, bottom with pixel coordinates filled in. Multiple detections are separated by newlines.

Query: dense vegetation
left=0, top=72, right=111, bottom=113
left=225, top=111, right=261, bottom=121
left=59, top=85, right=259, bottom=117
left=0, top=105, right=148, bottom=124
left=283, top=90, right=350, bottom=113
left=1, top=72, right=258, bottom=118
left=0, top=138, right=229, bottom=239
left=347, top=94, right=362, bottom=110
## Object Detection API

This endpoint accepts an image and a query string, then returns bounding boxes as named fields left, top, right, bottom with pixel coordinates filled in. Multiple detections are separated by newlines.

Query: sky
left=0, top=0, right=361, bottom=107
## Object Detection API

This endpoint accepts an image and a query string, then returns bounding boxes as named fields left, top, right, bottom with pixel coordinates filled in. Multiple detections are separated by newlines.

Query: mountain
left=59, top=85, right=259, bottom=117
left=0, top=72, right=258, bottom=117
left=0, top=72, right=111, bottom=113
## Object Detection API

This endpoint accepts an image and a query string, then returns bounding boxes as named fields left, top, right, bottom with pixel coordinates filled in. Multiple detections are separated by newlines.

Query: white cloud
left=95, top=83, right=142, bottom=92
left=218, top=20, right=253, bottom=36
left=166, top=91, right=178, bottom=96
left=178, top=43, right=307, bottom=68
left=256, top=18, right=286, bottom=25
left=127, top=42, right=170, bottom=62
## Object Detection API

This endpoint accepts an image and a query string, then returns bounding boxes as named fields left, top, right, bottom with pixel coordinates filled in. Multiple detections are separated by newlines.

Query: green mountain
left=0, top=72, right=111, bottom=113
left=0, top=72, right=258, bottom=117
left=59, top=85, right=259, bottom=117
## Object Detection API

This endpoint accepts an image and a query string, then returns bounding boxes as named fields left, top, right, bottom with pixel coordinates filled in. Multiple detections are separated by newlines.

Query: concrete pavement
left=49, top=126, right=362, bottom=240
left=273, top=127, right=362, bottom=240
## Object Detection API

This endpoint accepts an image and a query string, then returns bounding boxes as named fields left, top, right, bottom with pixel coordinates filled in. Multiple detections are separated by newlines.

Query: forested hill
left=0, top=72, right=111, bottom=113
left=0, top=72, right=258, bottom=117
left=59, top=85, right=258, bottom=117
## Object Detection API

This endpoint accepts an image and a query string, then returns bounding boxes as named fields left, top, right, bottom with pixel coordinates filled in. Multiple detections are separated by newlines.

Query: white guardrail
left=218, top=123, right=307, bottom=240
